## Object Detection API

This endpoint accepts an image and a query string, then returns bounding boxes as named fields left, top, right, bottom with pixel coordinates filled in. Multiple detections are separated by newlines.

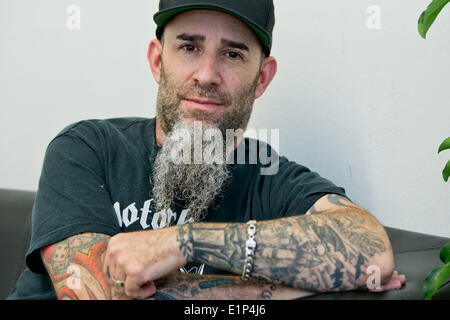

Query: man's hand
left=103, top=227, right=187, bottom=299
left=368, top=270, right=406, bottom=292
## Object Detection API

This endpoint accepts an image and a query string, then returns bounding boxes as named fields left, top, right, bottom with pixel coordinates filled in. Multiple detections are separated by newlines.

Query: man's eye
left=226, top=51, right=242, bottom=59
left=182, top=44, right=197, bottom=52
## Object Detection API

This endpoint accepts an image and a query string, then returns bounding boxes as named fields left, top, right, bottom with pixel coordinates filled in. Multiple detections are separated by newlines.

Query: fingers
left=103, top=249, right=110, bottom=280
left=391, top=270, right=406, bottom=285
left=103, top=240, right=116, bottom=285
left=384, top=280, right=403, bottom=291
left=372, top=280, right=403, bottom=292
left=103, top=241, right=127, bottom=295
left=103, top=240, right=151, bottom=299
left=111, top=265, right=126, bottom=294
left=124, top=275, right=156, bottom=299
left=140, top=281, right=157, bottom=299
left=112, top=267, right=126, bottom=284
left=107, top=262, right=156, bottom=299
left=392, top=274, right=406, bottom=285
left=368, top=271, right=407, bottom=293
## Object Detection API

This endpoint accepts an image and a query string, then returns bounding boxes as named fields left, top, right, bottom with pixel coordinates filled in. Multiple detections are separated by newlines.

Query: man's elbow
left=368, top=225, right=395, bottom=286
left=353, top=210, right=395, bottom=283
left=376, top=249, right=395, bottom=286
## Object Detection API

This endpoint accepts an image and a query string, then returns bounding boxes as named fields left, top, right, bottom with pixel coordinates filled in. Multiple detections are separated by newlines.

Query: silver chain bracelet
left=241, top=220, right=257, bottom=281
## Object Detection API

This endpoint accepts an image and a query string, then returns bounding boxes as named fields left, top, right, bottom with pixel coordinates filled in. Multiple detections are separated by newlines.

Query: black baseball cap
left=153, top=0, right=275, bottom=56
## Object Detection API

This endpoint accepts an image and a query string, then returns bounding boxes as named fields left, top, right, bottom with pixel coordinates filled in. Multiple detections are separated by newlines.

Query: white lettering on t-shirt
left=140, top=199, right=153, bottom=229
left=177, top=209, right=194, bottom=225
left=113, top=202, right=123, bottom=227
left=167, top=208, right=177, bottom=226
left=151, top=209, right=167, bottom=230
left=113, top=199, right=191, bottom=230
left=122, top=203, right=139, bottom=227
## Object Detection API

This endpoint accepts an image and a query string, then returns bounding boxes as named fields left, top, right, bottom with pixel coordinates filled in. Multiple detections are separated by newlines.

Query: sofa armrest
left=0, top=189, right=35, bottom=300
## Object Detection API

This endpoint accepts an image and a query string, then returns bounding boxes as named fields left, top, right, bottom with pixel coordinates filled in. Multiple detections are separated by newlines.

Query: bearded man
left=8, top=0, right=405, bottom=300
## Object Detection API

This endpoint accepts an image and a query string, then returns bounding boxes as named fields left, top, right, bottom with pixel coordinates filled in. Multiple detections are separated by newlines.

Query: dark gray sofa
left=1, top=188, right=449, bottom=300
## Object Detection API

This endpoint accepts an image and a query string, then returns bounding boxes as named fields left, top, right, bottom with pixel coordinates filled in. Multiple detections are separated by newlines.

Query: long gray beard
left=151, top=121, right=231, bottom=223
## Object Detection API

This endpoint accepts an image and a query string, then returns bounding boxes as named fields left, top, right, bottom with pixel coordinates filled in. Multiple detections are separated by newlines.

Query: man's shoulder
left=45, top=117, right=156, bottom=155
left=241, top=137, right=278, bottom=156
left=240, top=137, right=316, bottom=176
left=52, top=117, right=155, bottom=142
left=230, top=136, right=287, bottom=176
left=56, top=117, right=155, bottom=138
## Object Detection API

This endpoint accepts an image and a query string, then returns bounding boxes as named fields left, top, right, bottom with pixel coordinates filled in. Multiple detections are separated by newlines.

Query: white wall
left=1, top=0, right=449, bottom=237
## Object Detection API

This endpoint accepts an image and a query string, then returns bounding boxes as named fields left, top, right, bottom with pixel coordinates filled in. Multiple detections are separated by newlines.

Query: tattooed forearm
left=177, top=223, right=246, bottom=274
left=41, top=233, right=125, bottom=300
left=146, top=273, right=311, bottom=300
left=177, top=195, right=393, bottom=293
left=255, top=211, right=388, bottom=292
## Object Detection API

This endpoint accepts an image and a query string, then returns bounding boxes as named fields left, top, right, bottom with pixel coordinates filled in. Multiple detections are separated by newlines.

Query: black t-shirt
left=8, top=117, right=347, bottom=299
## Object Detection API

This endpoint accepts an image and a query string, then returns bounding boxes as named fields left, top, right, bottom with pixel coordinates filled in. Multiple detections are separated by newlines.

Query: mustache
left=177, top=83, right=232, bottom=105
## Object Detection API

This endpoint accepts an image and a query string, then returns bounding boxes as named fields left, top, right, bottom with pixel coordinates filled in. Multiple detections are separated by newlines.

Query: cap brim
left=153, top=4, right=270, bottom=49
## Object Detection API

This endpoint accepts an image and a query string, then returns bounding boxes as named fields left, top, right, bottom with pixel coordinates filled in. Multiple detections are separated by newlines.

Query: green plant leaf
left=440, top=242, right=450, bottom=264
left=418, top=0, right=450, bottom=38
left=423, top=263, right=450, bottom=300
left=438, top=137, right=450, bottom=154
left=442, top=160, right=450, bottom=182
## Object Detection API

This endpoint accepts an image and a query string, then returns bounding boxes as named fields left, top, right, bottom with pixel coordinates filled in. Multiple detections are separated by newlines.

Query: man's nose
left=192, top=53, right=222, bottom=86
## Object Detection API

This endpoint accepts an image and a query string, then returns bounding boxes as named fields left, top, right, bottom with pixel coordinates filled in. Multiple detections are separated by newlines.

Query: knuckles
left=107, top=234, right=128, bottom=256
left=124, top=265, right=143, bottom=278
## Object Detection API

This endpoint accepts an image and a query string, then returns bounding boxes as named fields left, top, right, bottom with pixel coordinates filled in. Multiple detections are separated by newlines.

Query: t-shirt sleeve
left=260, top=155, right=348, bottom=219
left=26, top=128, right=121, bottom=274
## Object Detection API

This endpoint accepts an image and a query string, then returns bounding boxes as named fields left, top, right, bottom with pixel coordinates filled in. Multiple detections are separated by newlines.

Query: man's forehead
left=164, top=9, right=259, bottom=44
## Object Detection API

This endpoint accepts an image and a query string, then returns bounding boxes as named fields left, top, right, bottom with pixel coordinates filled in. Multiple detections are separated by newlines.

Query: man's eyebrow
left=221, top=39, right=249, bottom=52
left=176, top=33, right=205, bottom=42
left=175, top=34, right=250, bottom=52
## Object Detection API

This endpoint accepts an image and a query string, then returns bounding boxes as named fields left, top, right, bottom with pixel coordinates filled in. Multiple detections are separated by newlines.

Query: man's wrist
left=174, top=222, right=252, bottom=276
left=175, top=223, right=194, bottom=264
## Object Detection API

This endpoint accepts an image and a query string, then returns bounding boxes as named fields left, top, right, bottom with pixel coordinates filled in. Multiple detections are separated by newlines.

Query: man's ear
left=255, top=56, right=278, bottom=100
left=147, top=39, right=163, bottom=84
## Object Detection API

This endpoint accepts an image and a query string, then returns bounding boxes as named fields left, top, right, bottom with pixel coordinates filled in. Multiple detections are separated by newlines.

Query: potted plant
left=422, top=137, right=450, bottom=300
left=418, top=0, right=450, bottom=300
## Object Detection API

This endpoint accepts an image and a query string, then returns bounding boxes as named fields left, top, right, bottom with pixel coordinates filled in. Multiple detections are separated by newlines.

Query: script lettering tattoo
left=41, top=233, right=113, bottom=300
left=177, top=195, right=388, bottom=292
left=148, top=273, right=278, bottom=300
left=151, top=274, right=228, bottom=300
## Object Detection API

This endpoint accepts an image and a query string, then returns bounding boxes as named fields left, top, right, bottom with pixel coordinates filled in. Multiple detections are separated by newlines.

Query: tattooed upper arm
left=305, top=194, right=362, bottom=215
left=41, top=232, right=115, bottom=300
